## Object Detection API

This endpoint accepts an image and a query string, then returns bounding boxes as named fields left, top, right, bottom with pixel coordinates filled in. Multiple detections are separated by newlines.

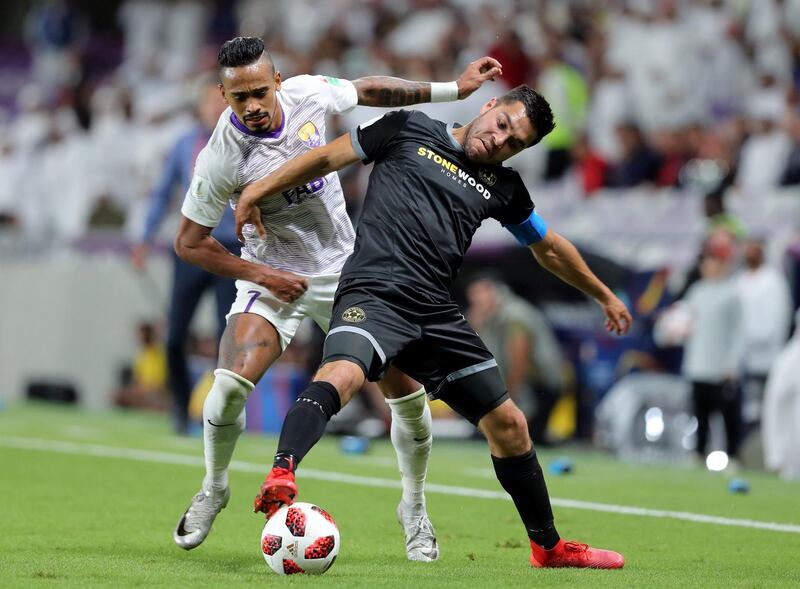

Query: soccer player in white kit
left=172, top=36, right=503, bottom=560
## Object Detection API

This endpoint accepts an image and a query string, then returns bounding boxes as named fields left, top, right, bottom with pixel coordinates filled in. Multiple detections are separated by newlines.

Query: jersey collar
left=446, top=123, right=465, bottom=152
left=229, top=96, right=286, bottom=139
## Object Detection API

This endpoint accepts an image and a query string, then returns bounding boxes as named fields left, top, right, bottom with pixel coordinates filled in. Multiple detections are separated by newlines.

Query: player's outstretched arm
left=352, top=56, right=502, bottom=106
left=529, top=230, right=632, bottom=336
left=174, top=216, right=307, bottom=302
left=235, top=132, right=360, bottom=241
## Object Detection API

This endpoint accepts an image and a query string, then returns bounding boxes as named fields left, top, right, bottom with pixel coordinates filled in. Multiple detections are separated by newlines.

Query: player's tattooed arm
left=353, top=77, right=430, bottom=107
left=352, top=56, right=503, bottom=106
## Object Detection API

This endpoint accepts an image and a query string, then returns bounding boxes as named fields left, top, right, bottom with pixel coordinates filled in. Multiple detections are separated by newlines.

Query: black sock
left=273, top=381, right=341, bottom=471
left=492, top=449, right=560, bottom=550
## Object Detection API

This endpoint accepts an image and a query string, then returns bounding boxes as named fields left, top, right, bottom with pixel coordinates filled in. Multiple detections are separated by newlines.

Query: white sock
left=386, top=387, right=432, bottom=511
left=202, top=369, right=255, bottom=491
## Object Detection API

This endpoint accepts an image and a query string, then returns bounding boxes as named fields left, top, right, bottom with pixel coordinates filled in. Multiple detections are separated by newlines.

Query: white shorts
left=226, top=273, right=340, bottom=350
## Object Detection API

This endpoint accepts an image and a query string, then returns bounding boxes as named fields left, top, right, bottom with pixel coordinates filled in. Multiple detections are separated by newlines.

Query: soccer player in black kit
left=236, top=85, right=632, bottom=569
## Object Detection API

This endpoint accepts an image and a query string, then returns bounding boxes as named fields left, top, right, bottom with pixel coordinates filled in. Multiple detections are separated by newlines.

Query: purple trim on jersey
left=229, top=103, right=286, bottom=138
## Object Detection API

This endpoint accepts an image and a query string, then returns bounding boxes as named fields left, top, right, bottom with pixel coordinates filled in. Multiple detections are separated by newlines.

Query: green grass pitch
left=1, top=402, right=799, bottom=588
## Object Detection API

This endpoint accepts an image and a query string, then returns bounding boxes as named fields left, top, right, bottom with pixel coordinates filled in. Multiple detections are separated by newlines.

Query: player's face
left=463, top=100, right=536, bottom=164
left=219, top=60, right=282, bottom=132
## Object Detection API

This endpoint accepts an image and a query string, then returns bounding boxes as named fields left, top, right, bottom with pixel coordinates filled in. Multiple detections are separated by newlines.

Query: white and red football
left=261, top=502, right=340, bottom=575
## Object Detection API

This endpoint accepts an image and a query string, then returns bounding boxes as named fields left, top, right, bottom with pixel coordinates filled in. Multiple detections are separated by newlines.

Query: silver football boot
left=396, top=501, right=439, bottom=562
left=173, top=485, right=231, bottom=550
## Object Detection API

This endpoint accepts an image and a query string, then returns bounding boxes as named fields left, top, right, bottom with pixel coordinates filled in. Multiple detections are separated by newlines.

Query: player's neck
left=267, top=97, right=283, bottom=132
left=449, top=123, right=469, bottom=149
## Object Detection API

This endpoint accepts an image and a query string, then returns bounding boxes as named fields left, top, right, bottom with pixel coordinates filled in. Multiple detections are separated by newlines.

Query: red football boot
left=530, top=539, right=624, bottom=569
left=254, top=467, right=298, bottom=519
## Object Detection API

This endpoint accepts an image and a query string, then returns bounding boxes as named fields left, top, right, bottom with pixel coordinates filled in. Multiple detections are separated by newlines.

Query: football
left=260, top=502, right=340, bottom=575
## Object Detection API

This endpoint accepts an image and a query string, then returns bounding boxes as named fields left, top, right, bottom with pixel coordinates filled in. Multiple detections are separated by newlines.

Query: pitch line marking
left=2, top=435, right=799, bottom=535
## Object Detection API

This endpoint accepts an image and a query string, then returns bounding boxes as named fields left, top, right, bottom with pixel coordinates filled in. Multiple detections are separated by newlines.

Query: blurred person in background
left=131, top=78, right=236, bottom=436
left=538, top=36, right=589, bottom=182
left=735, top=71, right=793, bottom=196
left=681, top=245, right=744, bottom=466
left=762, top=308, right=800, bottom=480
left=113, top=322, right=169, bottom=411
left=605, top=121, right=661, bottom=188
left=703, top=190, right=745, bottom=241
left=172, top=36, right=502, bottom=558
left=736, top=237, right=792, bottom=427
left=466, top=276, right=565, bottom=446
left=570, top=132, right=607, bottom=196
left=23, top=0, right=86, bottom=98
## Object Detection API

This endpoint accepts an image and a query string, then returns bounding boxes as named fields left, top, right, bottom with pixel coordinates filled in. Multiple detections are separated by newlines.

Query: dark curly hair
left=218, top=36, right=272, bottom=71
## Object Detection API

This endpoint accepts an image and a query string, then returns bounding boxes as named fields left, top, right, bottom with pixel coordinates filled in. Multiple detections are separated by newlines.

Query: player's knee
left=379, top=366, right=422, bottom=400
left=315, top=361, right=364, bottom=405
left=203, top=368, right=255, bottom=423
left=481, top=403, right=531, bottom=455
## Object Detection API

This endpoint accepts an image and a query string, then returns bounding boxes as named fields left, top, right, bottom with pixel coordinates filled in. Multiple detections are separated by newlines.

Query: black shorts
left=322, top=279, right=508, bottom=424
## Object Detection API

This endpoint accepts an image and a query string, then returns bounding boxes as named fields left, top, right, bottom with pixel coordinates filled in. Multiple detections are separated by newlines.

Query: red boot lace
left=564, top=541, right=589, bottom=554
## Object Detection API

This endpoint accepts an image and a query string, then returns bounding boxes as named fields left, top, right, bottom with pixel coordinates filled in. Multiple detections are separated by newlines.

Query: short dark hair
left=496, top=85, right=555, bottom=146
left=218, top=36, right=269, bottom=69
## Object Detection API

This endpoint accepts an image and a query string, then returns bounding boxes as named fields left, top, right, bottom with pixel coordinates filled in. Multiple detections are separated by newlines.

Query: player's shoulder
left=198, top=110, right=242, bottom=175
left=493, top=162, right=526, bottom=188
left=404, top=109, right=440, bottom=128
left=279, top=74, right=338, bottom=104
left=378, top=109, right=441, bottom=136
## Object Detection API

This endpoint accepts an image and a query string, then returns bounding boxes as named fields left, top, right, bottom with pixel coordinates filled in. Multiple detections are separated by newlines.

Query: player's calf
left=255, top=377, right=352, bottom=519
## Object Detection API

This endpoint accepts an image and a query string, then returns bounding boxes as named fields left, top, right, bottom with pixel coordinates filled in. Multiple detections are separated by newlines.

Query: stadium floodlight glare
left=644, top=407, right=665, bottom=442
left=706, top=451, right=729, bottom=472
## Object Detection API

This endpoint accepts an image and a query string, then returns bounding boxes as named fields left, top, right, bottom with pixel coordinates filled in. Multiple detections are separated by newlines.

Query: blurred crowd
left=5, top=0, right=800, bottom=238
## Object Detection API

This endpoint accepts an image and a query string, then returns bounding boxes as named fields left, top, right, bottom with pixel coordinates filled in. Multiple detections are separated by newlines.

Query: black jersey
left=344, top=109, right=535, bottom=296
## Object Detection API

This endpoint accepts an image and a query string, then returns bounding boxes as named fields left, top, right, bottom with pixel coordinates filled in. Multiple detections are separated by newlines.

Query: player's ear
left=274, top=70, right=282, bottom=91
left=218, top=83, right=227, bottom=102
left=479, top=97, right=497, bottom=115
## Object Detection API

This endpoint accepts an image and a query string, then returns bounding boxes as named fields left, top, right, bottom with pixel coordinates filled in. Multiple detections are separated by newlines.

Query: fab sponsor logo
left=416, top=146, right=491, bottom=199
left=282, top=177, right=326, bottom=206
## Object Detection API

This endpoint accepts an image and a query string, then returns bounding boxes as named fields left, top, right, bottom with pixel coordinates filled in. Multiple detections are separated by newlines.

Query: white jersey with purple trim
left=180, top=74, right=358, bottom=276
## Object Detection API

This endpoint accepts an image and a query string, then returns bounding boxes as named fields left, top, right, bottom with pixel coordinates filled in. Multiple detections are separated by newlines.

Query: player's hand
left=256, top=267, right=308, bottom=303
left=456, top=56, right=503, bottom=99
left=235, top=197, right=267, bottom=243
left=130, top=243, right=149, bottom=270
left=599, top=295, right=632, bottom=336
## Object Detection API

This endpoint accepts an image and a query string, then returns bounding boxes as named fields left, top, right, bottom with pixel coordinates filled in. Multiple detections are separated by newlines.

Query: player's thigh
left=227, top=279, right=305, bottom=348
left=322, top=282, right=419, bottom=383
left=218, top=312, right=283, bottom=383
left=376, top=365, right=423, bottom=400
left=304, top=273, right=341, bottom=334
left=397, top=309, right=509, bottom=424
left=218, top=278, right=310, bottom=383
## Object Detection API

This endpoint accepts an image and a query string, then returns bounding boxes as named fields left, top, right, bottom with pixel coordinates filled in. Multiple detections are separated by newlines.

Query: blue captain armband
left=503, top=210, right=548, bottom=246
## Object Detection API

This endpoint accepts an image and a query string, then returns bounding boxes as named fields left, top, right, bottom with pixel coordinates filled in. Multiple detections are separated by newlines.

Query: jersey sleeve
left=180, top=145, right=238, bottom=228
left=494, top=177, right=548, bottom=245
left=350, top=110, right=412, bottom=165
left=287, top=74, right=358, bottom=114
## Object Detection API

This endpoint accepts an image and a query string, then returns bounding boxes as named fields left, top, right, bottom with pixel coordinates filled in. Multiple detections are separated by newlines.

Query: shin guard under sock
left=492, top=449, right=560, bottom=549
left=274, top=381, right=341, bottom=471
